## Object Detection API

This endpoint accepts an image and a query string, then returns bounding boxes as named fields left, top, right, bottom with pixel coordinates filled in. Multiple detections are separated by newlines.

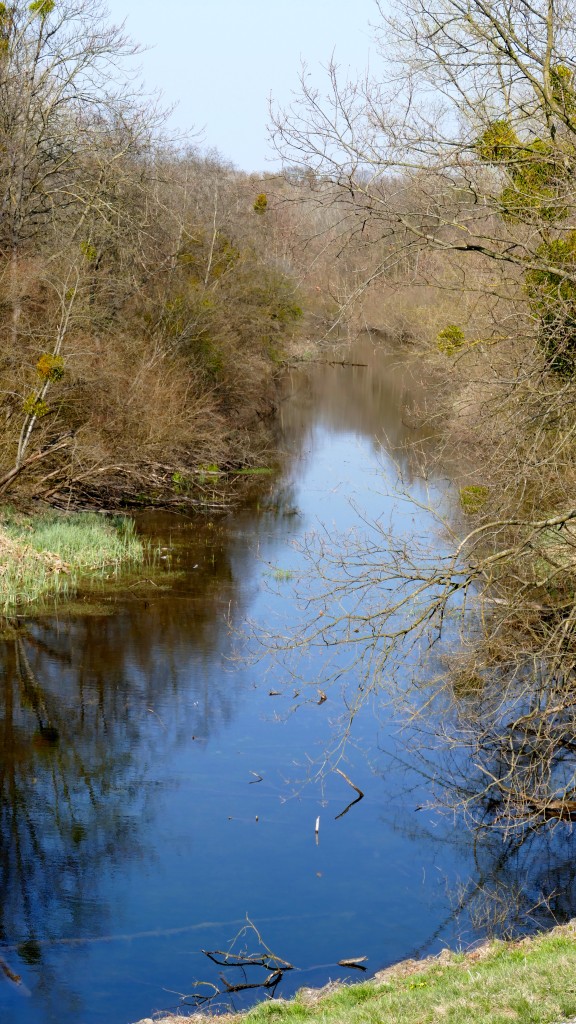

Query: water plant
left=271, top=567, right=294, bottom=581
left=0, top=510, right=144, bottom=615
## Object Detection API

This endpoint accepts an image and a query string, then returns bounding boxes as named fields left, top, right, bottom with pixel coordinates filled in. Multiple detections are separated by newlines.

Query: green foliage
left=551, top=65, right=576, bottom=117
left=27, top=512, right=142, bottom=567
left=459, top=485, right=489, bottom=514
left=476, top=119, right=569, bottom=222
left=29, top=0, right=55, bottom=18
left=475, top=120, right=519, bottom=163
left=0, top=1, right=10, bottom=53
left=271, top=567, right=294, bottom=581
left=171, top=470, right=190, bottom=494
left=437, top=324, right=466, bottom=356
left=253, top=267, right=303, bottom=324
left=161, top=227, right=303, bottom=393
left=245, top=928, right=576, bottom=1024
left=0, top=511, right=144, bottom=615
left=22, top=394, right=49, bottom=418
left=478, top=100, right=576, bottom=372
left=177, top=228, right=240, bottom=284
left=80, top=239, right=98, bottom=262
left=36, top=353, right=64, bottom=382
left=525, top=231, right=576, bottom=373
left=254, top=192, right=268, bottom=214
left=196, top=464, right=221, bottom=485
left=198, top=338, right=224, bottom=380
left=500, top=138, right=564, bottom=222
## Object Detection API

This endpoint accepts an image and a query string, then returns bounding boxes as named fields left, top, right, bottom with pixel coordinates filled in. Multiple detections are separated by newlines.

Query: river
left=1, top=335, right=575, bottom=1024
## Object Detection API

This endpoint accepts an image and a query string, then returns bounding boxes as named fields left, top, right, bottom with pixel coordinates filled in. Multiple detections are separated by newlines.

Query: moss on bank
left=0, top=508, right=144, bottom=615
left=136, top=922, right=576, bottom=1024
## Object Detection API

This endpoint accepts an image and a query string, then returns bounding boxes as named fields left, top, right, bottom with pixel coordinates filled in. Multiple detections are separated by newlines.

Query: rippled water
left=1, top=337, right=574, bottom=1024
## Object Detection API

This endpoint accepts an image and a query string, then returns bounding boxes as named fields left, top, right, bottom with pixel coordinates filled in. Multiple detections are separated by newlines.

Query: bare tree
left=0, top=0, right=163, bottom=484
left=259, top=4, right=576, bottom=830
left=271, top=0, right=576, bottom=354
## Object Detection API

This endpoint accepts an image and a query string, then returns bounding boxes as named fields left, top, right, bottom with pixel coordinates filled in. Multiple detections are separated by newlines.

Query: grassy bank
left=0, top=508, right=144, bottom=615
left=139, top=923, right=576, bottom=1024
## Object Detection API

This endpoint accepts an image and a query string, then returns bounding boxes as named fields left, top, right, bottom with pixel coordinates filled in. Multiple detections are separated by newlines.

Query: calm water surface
left=1, top=338, right=575, bottom=1024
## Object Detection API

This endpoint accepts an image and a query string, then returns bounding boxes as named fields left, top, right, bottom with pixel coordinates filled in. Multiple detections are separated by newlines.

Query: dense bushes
left=0, top=3, right=304, bottom=507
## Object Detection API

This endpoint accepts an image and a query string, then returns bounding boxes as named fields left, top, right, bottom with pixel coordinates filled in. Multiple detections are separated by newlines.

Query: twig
left=333, top=768, right=365, bottom=819
left=334, top=767, right=364, bottom=797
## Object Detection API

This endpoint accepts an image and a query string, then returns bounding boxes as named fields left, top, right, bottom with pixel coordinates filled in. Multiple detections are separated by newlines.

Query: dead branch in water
left=334, top=767, right=364, bottom=797
left=334, top=767, right=365, bottom=819
left=202, top=949, right=294, bottom=971
left=338, top=956, right=368, bottom=970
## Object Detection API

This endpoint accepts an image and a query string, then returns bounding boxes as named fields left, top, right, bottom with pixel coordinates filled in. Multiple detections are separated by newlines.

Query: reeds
left=0, top=510, right=144, bottom=615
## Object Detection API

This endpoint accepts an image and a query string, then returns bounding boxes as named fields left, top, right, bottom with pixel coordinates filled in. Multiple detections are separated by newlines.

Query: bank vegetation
left=0, top=506, right=144, bottom=613
left=0, top=0, right=320, bottom=512
left=6, top=0, right=576, bottom=837
left=246, top=0, right=576, bottom=840
left=136, top=921, right=576, bottom=1024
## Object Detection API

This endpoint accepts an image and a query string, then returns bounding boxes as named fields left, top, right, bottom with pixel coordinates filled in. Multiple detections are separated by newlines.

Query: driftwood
left=292, top=359, right=368, bottom=368
left=173, top=919, right=296, bottom=1012
left=0, top=955, right=22, bottom=985
left=338, top=956, right=368, bottom=970
left=167, top=917, right=372, bottom=1017
left=327, top=360, right=368, bottom=367
left=202, top=949, right=293, bottom=971
left=0, top=434, right=73, bottom=494
left=531, top=799, right=576, bottom=821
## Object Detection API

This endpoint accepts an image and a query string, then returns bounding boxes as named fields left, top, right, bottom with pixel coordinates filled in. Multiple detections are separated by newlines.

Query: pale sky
left=105, top=0, right=380, bottom=171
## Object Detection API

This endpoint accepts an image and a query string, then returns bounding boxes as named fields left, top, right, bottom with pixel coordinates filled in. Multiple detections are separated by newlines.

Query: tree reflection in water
left=4, top=337, right=574, bottom=1022
left=382, top=658, right=576, bottom=950
left=0, top=630, right=149, bottom=1014
left=0, top=493, right=300, bottom=1020
left=390, top=792, right=576, bottom=953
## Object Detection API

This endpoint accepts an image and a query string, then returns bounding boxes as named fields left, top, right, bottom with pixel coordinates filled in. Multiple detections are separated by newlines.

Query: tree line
left=266, top=0, right=576, bottom=833
left=0, top=0, right=308, bottom=509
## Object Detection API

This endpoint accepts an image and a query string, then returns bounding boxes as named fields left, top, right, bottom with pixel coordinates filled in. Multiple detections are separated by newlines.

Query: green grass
left=253, top=931, right=576, bottom=1024
left=152, top=925, right=576, bottom=1024
left=0, top=509, right=145, bottom=615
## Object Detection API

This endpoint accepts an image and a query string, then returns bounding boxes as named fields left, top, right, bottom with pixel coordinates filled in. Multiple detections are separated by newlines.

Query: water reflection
left=396, top=805, right=576, bottom=945
left=0, top=337, right=573, bottom=1024
left=0, top=631, right=149, bottom=1015
left=278, top=335, right=438, bottom=483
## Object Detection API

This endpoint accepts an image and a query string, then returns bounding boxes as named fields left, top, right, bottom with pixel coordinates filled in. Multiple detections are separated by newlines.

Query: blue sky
left=105, top=0, right=380, bottom=171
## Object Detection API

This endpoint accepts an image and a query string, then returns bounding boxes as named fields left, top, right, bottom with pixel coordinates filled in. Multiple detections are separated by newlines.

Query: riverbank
left=0, top=508, right=144, bottom=615
left=135, top=921, right=576, bottom=1024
